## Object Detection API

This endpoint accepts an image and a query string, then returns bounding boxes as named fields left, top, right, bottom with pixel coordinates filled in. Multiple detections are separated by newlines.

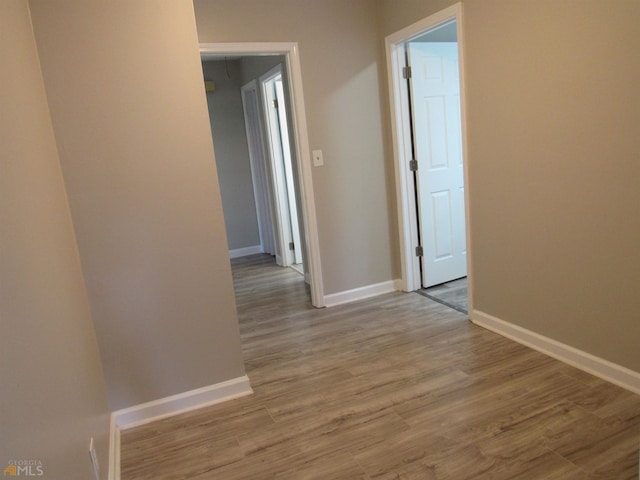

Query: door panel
left=431, top=190, right=453, bottom=260
left=408, top=42, right=466, bottom=287
left=424, top=96, right=448, bottom=169
left=275, top=80, right=303, bottom=265
left=263, top=75, right=292, bottom=266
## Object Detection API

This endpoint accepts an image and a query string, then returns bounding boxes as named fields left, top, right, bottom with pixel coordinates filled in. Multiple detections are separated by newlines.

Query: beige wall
left=0, top=1, right=110, bottom=477
left=239, top=56, right=287, bottom=91
left=203, top=60, right=261, bottom=251
left=377, top=0, right=456, bottom=36
left=378, top=0, right=640, bottom=371
left=29, top=0, right=246, bottom=410
left=194, top=0, right=397, bottom=294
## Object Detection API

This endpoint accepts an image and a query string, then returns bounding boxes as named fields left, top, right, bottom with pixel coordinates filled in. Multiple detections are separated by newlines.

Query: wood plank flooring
left=121, top=254, right=639, bottom=479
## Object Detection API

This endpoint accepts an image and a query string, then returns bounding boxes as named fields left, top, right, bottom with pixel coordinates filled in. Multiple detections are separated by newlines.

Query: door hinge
left=415, top=245, right=423, bottom=257
left=409, top=159, right=418, bottom=172
left=289, top=242, right=295, bottom=251
left=272, top=99, right=279, bottom=109
left=402, top=66, right=412, bottom=79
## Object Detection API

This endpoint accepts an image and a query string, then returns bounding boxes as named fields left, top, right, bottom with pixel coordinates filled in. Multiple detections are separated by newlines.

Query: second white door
left=408, top=41, right=466, bottom=287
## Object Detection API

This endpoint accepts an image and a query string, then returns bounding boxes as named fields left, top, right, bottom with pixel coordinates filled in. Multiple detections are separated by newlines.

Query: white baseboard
left=471, top=310, right=640, bottom=395
left=229, top=245, right=262, bottom=259
left=324, top=280, right=398, bottom=308
left=108, top=414, right=120, bottom=480
left=113, top=375, right=253, bottom=430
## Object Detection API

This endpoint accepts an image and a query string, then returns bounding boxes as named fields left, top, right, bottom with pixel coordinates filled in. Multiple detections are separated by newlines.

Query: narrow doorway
left=201, top=55, right=304, bottom=273
left=385, top=4, right=472, bottom=315
left=260, top=66, right=304, bottom=272
left=406, top=22, right=468, bottom=313
left=199, top=43, right=325, bottom=309
left=407, top=24, right=466, bottom=288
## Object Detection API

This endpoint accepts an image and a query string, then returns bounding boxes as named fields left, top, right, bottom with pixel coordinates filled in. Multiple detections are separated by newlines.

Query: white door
left=261, top=69, right=303, bottom=267
left=274, top=79, right=303, bottom=265
left=408, top=42, right=466, bottom=287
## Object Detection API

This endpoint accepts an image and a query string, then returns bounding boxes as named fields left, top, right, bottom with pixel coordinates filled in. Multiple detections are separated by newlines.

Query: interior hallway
left=121, top=255, right=639, bottom=479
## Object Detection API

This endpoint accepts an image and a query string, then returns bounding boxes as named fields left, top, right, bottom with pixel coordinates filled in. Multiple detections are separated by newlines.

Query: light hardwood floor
left=121, top=254, right=639, bottom=479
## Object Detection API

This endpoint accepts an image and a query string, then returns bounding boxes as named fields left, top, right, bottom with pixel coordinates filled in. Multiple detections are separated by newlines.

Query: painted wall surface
left=29, top=0, right=246, bottom=410
left=0, top=1, right=110, bottom=477
left=194, top=0, right=397, bottom=294
left=378, top=0, right=640, bottom=371
left=239, top=56, right=286, bottom=91
left=203, top=60, right=261, bottom=251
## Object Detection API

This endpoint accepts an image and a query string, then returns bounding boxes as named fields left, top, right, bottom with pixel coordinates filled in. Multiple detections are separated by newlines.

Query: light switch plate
left=312, top=149, right=324, bottom=167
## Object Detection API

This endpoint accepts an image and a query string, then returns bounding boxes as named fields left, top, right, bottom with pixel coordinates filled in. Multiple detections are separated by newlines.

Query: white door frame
left=384, top=3, right=473, bottom=312
left=200, top=42, right=325, bottom=308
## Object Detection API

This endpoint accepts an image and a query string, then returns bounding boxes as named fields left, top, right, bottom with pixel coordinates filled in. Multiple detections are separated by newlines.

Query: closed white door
left=408, top=42, right=466, bottom=287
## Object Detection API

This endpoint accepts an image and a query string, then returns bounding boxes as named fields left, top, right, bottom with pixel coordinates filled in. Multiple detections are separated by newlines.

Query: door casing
left=260, top=65, right=303, bottom=267
left=384, top=3, right=473, bottom=313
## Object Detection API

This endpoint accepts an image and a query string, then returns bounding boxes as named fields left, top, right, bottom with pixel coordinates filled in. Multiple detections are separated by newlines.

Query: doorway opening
left=260, top=65, right=303, bottom=272
left=385, top=3, right=472, bottom=315
left=200, top=43, right=325, bottom=308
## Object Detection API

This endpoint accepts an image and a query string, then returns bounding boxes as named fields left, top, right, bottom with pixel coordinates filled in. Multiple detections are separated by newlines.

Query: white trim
left=200, top=42, right=325, bottom=308
left=456, top=7, right=474, bottom=315
left=384, top=3, right=474, bottom=313
left=260, top=64, right=293, bottom=267
left=108, top=415, right=120, bottom=480
left=472, top=310, right=640, bottom=395
left=386, top=38, right=417, bottom=292
left=229, top=245, right=263, bottom=259
left=324, top=280, right=398, bottom=308
left=113, top=375, right=253, bottom=430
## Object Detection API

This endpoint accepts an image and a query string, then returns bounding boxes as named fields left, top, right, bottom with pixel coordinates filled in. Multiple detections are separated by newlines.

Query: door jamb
left=200, top=42, right=325, bottom=308
left=260, top=64, right=295, bottom=267
left=384, top=3, right=473, bottom=313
